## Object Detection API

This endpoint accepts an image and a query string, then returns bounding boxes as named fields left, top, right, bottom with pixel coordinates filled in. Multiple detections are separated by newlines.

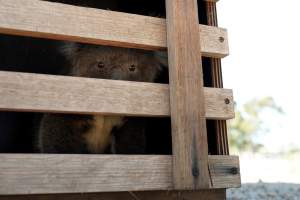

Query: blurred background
left=217, top=0, right=300, bottom=187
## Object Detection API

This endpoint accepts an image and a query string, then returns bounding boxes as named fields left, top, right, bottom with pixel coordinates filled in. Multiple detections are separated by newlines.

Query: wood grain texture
left=0, top=154, right=240, bottom=195
left=208, top=156, right=241, bottom=188
left=0, top=190, right=226, bottom=200
left=0, top=0, right=228, bottom=58
left=166, top=0, right=209, bottom=189
left=204, top=0, right=220, bottom=2
left=206, top=1, right=230, bottom=155
left=0, top=71, right=234, bottom=119
left=206, top=1, right=229, bottom=199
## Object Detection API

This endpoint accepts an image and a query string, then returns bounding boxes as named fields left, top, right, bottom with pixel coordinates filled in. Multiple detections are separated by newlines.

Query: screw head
left=192, top=167, right=199, bottom=177
left=230, top=167, right=239, bottom=175
left=224, top=98, right=230, bottom=104
left=219, top=36, right=225, bottom=43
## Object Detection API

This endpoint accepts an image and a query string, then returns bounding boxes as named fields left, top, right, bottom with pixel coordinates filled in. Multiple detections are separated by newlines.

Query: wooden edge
left=208, top=155, right=241, bottom=188
left=0, top=154, right=241, bottom=195
left=0, top=71, right=234, bottom=119
left=0, top=0, right=228, bottom=58
left=206, top=1, right=230, bottom=155
left=204, top=0, right=219, bottom=2
left=0, top=190, right=226, bottom=200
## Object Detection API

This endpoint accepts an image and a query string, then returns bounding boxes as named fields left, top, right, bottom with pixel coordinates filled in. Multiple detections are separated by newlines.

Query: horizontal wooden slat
left=0, top=71, right=234, bottom=119
left=208, top=155, right=240, bottom=188
left=0, top=0, right=228, bottom=58
left=0, top=154, right=240, bottom=194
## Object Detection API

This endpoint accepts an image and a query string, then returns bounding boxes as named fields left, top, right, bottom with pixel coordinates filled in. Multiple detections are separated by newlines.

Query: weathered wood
left=0, top=154, right=240, bottom=195
left=205, top=1, right=230, bottom=199
left=0, top=0, right=228, bottom=58
left=0, top=71, right=234, bottom=119
left=166, top=0, right=210, bottom=189
left=208, top=156, right=240, bottom=188
left=0, top=190, right=226, bottom=200
left=204, top=0, right=220, bottom=2
left=206, top=1, right=230, bottom=155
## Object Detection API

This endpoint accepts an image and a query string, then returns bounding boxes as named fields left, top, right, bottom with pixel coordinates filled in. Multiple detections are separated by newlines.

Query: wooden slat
left=0, top=0, right=228, bottom=58
left=0, top=71, right=234, bottom=119
left=0, top=190, right=226, bottom=200
left=208, top=156, right=240, bottom=188
left=204, top=0, right=220, bottom=2
left=206, top=4, right=231, bottom=200
left=0, top=154, right=240, bottom=195
left=206, top=1, right=230, bottom=156
left=166, top=0, right=210, bottom=189
left=205, top=2, right=229, bottom=199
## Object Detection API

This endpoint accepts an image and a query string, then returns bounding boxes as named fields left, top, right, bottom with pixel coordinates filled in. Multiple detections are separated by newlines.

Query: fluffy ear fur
left=154, top=51, right=168, bottom=67
left=59, top=42, right=81, bottom=61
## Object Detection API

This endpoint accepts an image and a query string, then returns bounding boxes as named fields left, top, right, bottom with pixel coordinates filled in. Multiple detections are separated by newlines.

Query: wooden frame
left=166, top=0, right=210, bottom=189
left=205, top=1, right=230, bottom=198
left=0, top=154, right=240, bottom=195
left=0, top=190, right=227, bottom=200
left=0, top=71, right=234, bottom=119
left=0, top=0, right=240, bottom=197
left=206, top=0, right=230, bottom=155
left=0, top=0, right=228, bottom=58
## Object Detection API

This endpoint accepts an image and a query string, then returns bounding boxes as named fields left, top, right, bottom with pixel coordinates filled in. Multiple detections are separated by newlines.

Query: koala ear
left=154, top=51, right=168, bottom=67
left=59, top=42, right=81, bottom=60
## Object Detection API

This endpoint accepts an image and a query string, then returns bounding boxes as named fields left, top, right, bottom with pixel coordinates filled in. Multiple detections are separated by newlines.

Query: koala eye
left=129, top=64, right=136, bottom=72
left=97, top=62, right=105, bottom=69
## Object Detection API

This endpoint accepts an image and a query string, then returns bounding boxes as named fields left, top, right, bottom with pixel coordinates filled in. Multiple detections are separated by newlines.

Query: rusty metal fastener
left=224, top=98, right=230, bottom=104
left=219, top=36, right=225, bottom=43
left=192, top=167, right=199, bottom=177
left=230, top=167, right=239, bottom=175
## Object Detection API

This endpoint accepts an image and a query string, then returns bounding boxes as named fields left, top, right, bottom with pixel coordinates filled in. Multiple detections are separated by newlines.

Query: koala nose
left=129, top=64, right=136, bottom=72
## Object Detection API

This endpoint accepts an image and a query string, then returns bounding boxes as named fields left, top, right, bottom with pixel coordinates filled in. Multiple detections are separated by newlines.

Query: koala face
left=62, top=44, right=163, bottom=83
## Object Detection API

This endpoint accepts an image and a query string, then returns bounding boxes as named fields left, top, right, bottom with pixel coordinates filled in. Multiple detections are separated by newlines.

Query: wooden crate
left=0, top=0, right=240, bottom=199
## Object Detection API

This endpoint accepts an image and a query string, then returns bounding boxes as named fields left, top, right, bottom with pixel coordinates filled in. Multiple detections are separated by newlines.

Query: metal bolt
left=224, top=98, right=230, bottom=104
left=219, top=36, right=225, bottom=43
left=230, top=167, right=239, bottom=175
left=192, top=167, right=199, bottom=177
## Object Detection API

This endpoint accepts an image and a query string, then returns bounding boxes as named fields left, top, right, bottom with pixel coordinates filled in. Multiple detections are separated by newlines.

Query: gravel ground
left=227, top=182, right=300, bottom=200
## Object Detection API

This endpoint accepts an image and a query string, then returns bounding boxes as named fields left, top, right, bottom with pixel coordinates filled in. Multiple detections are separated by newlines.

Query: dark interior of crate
left=0, top=0, right=218, bottom=155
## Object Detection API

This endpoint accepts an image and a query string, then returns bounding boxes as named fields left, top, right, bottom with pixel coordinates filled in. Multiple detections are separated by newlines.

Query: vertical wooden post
left=206, top=1, right=230, bottom=155
left=165, top=0, right=210, bottom=189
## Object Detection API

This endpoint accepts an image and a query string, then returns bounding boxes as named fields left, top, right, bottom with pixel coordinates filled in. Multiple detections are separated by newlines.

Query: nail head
left=225, top=98, right=230, bottom=104
left=219, top=36, right=225, bottom=43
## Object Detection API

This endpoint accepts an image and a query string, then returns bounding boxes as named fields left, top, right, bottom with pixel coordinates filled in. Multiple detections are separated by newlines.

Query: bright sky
left=217, top=0, right=300, bottom=153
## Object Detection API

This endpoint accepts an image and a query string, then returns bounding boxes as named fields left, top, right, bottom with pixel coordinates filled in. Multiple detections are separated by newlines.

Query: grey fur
left=37, top=43, right=164, bottom=154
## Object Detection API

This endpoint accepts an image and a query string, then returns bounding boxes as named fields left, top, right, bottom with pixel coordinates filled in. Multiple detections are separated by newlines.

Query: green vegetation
left=229, top=97, right=283, bottom=153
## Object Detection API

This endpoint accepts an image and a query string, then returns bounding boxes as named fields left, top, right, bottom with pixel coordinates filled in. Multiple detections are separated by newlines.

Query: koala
left=37, top=43, right=166, bottom=154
